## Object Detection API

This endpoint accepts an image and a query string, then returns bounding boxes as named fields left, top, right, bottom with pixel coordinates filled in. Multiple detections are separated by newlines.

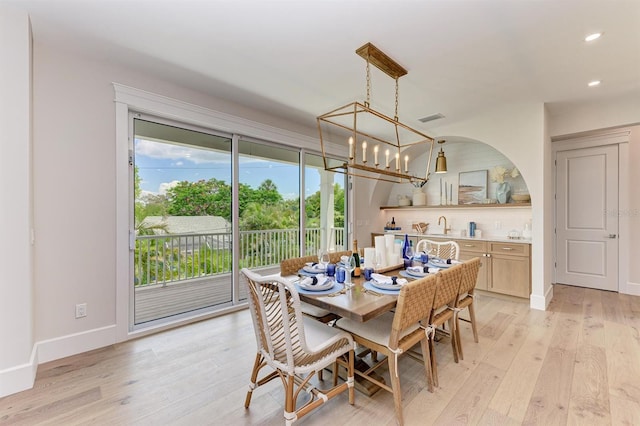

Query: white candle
left=440, top=178, right=443, bottom=197
left=404, top=155, right=409, bottom=173
left=374, top=145, right=379, bottom=165
left=348, top=137, right=354, bottom=160
left=395, top=152, right=400, bottom=171
left=362, top=141, right=367, bottom=162
left=385, top=149, right=390, bottom=168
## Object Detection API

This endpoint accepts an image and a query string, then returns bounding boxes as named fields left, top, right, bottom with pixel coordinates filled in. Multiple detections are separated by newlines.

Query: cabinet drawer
left=458, top=240, right=487, bottom=253
left=489, top=242, right=530, bottom=256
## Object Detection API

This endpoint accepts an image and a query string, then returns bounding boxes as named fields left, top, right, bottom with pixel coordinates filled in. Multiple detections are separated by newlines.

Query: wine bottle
left=352, top=240, right=361, bottom=277
left=391, top=216, right=396, bottom=228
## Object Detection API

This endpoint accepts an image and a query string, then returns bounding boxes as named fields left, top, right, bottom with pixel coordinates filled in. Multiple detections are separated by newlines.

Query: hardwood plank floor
left=2, top=284, right=640, bottom=425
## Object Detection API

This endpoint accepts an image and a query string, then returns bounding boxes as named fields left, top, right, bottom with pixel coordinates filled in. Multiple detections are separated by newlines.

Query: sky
left=135, top=138, right=333, bottom=200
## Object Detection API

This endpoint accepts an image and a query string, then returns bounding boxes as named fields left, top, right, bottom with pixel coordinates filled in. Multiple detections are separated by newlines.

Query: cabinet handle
left=463, top=244, right=475, bottom=247
left=502, top=247, right=514, bottom=251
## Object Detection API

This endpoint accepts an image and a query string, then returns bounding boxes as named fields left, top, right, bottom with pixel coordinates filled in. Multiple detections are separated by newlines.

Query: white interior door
left=556, top=145, right=618, bottom=291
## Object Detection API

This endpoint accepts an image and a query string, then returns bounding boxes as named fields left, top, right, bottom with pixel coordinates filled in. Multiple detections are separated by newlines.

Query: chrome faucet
left=438, top=216, right=451, bottom=234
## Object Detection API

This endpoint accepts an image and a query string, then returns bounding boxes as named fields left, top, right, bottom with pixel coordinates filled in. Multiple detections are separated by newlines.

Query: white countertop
left=377, top=231, right=531, bottom=244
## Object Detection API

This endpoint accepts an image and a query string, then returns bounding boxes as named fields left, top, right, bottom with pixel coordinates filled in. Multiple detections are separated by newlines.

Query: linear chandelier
left=317, top=42, right=436, bottom=186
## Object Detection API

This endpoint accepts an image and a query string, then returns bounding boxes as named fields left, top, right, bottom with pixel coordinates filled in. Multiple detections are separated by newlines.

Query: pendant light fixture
left=317, top=43, right=436, bottom=187
left=435, top=139, right=448, bottom=174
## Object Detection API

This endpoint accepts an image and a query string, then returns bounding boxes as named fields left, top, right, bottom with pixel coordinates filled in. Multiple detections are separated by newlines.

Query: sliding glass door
left=130, top=115, right=348, bottom=326
left=132, top=117, right=233, bottom=324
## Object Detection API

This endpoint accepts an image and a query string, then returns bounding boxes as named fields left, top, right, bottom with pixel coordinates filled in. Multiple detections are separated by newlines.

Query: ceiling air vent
left=418, top=113, right=445, bottom=123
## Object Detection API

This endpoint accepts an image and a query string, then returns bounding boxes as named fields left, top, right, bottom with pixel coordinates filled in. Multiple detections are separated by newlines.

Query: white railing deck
left=134, top=227, right=344, bottom=323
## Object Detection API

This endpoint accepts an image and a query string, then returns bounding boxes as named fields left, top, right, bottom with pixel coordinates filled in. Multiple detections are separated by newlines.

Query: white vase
left=497, top=182, right=511, bottom=204
left=412, top=188, right=426, bottom=206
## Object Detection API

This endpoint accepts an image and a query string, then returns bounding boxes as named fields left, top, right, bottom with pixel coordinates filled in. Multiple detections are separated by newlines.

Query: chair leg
left=455, top=317, right=464, bottom=360
left=429, top=337, right=439, bottom=388
left=449, top=317, right=459, bottom=364
left=244, top=353, right=262, bottom=408
left=469, top=303, right=479, bottom=343
left=419, top=338, right=435, bottom=393
left=284, top=374, right=296, bottom=426
left=388, top=354, right=404, bottom=425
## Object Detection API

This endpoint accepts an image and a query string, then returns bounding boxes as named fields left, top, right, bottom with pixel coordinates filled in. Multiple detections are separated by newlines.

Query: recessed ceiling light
left=588, top=80, right=601, bottom=87
left=585, top=32, right=602, bottom=42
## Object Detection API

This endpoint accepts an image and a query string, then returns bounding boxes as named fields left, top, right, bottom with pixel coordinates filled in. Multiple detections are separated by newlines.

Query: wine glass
left=319, top=250, right=330, bottom=271
left=373, top=252, right=383, bottom=272
left=345, top=254, right=356, bottom=287
left=405, top=244, right=415, bottom=268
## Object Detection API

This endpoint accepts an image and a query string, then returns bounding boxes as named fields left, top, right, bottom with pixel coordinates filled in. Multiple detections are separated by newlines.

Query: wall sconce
left=435, top=139, right=447, bottom=173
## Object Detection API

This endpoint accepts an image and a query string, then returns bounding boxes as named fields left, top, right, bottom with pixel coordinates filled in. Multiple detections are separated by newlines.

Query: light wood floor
left=2, top=284, right=640, bottom=425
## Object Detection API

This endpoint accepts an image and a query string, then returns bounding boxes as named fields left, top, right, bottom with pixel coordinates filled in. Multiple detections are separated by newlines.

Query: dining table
left=292, top=268, right=407, bottom=322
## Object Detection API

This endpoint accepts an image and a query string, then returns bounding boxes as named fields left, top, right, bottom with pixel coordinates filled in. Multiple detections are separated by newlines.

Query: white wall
left=0, top=6, right=35, bottom=397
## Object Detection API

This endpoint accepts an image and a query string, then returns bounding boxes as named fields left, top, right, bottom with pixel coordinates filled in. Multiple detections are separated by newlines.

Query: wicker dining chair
left=241, top=268, right=355, bottom=426
left=452, top=257, right=482, bottom=360
left=415, top=239, right=460, bottom=260
left=279, top=251, right=351, bottom=323
left=335, top=274, right=438, bottom=425
left=427, top=263, right=464, bottom=388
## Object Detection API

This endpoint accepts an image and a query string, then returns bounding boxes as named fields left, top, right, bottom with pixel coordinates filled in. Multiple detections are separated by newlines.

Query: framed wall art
left=458, top=170, right=488, bottom=204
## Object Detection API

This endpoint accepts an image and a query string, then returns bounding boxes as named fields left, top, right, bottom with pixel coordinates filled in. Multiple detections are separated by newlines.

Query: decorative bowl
left=511, top=194, right=531, bottom=203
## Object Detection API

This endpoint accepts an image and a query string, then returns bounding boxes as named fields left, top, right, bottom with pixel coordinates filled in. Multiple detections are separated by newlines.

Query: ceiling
left=5, top=0, right=640, bottom=136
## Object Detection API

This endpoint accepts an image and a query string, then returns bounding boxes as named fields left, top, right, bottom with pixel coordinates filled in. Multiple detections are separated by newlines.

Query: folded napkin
left=407, top=265, right=441, bottom=274
left=299, top=274, right=331, bottom=289
left=370, top=273, right=408, bottom=286
left=303, top=263, right=326, bottom=273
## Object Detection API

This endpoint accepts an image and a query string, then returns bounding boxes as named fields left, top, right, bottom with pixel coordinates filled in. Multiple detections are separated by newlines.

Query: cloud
left=159, top=180, right=181, bottom=195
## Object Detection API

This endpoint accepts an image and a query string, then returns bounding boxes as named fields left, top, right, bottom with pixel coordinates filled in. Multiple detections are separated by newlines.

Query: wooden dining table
left=295, top=270, right=404, bottom=322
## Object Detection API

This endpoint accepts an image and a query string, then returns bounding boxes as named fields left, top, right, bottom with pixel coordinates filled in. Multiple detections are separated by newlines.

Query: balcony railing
left=134, top=227, right=345, bottom=288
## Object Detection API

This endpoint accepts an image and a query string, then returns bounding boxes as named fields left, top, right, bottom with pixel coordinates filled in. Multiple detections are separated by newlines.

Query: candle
left=395, top=152, right=400, bottom=171
left=374, top=145, right=379, bottom=166
left=362, top=141, right=367, bottom=162
left=385, top=149, right=390, bottom=168
left=450, top=183, right=453, bottom=203
left=348, top=137, right=354, bottom=160
left=404, top=155, right=409, bottom=173
left=440, top=178, right=443, bottom=198
left=445, top=181, right=448, bottom=202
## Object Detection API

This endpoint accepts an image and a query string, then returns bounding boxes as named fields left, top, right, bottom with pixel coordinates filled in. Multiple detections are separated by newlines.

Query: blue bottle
left=469, top=222, right=476, bottom=237
left=402, top=234, right=410, bottom=259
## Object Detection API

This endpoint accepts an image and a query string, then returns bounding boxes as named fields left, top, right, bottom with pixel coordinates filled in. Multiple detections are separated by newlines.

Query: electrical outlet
left=75, top=303, right=87, bottom=318
left=494, top=220, right=502, bottom=230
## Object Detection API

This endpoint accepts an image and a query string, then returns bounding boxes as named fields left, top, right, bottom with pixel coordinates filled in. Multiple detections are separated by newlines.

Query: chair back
left=389, top=274, right=438, bottom=348
left=241, top=268, right=310, bottom=373
left=415, top=239, right=460, bottom=260
left=280, top=250, right=351, bottom=276
left=432, top=263, right=464, bottom=311
left=458, top=257, right=481, bottom=297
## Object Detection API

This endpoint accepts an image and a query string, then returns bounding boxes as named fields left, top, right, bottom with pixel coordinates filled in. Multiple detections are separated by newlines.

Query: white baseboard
left=37, top=325, right=117, bottom=363
left=0, top=324, right=117, bottom=398
left=530, top=284, right=554, bottom=311
left=622, top=281, right=640, bottom=296
left=0, top=346, right=38, bottom=398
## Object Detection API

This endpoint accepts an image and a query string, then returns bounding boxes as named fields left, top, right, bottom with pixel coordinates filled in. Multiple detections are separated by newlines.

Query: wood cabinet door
left=488, top=253, right=531, bottom=298
left=458, top=240, right=488, bottom=290
left=459, top=252, right=488, bottom=290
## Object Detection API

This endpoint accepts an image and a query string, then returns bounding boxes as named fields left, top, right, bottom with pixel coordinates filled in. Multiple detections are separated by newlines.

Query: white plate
left=405, top=268, right=428, bottom=277
left=369, top=280, right=403, bottom=291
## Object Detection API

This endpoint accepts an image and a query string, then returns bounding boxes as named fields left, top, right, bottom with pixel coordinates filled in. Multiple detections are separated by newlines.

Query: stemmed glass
left=344, top=253, right=356, bottom=288
left=373, top=252, right=383, bottom=272
left=319, top=250, right=330, bottom=272
left=405, top=244, right=415, bottom=268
